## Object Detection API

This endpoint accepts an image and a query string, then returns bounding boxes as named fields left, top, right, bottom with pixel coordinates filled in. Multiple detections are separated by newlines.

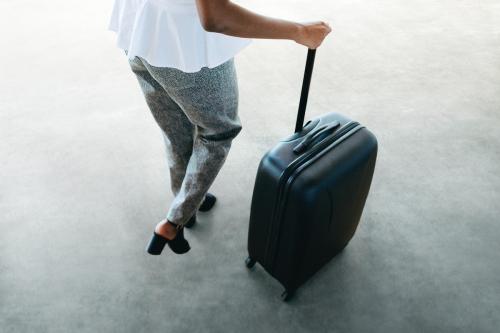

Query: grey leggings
left=127, top=53, right=242, bottom=226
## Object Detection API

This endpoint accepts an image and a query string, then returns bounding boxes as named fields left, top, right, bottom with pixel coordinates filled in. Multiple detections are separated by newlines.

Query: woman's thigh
left=142, top=59, right=243, bottom=141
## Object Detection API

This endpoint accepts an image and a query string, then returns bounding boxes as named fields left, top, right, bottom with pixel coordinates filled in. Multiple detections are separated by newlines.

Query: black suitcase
left=245, top=49, right=378, bottom=301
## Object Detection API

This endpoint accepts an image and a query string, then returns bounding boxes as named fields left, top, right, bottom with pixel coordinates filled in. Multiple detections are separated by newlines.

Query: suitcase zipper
left=264, top=121, right=365, bottom=271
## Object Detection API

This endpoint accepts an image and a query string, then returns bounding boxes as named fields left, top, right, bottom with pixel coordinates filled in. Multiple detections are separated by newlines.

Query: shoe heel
left=147, top=233, right=168, bottom=255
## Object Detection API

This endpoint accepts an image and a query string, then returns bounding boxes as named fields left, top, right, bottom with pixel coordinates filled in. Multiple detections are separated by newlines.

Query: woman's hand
left=294, top=22, right=332, bottom=49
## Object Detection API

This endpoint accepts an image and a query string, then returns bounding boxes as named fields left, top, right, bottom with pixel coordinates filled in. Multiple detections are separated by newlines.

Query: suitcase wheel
left=281, top=289, right=295, bottom=302
left=245, top=256, right=256, bottom=269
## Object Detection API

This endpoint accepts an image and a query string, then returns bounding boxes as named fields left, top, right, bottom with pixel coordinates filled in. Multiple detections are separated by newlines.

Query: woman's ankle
left=155, top=220, right=178, bottom=239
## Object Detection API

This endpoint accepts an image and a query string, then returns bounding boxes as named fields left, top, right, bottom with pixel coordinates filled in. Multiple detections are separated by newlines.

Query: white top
left=108, top=0, right=251, bottom=73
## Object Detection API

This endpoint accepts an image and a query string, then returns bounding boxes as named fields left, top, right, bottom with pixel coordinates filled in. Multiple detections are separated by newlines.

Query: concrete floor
left=1, top=0, right=499, bottom=332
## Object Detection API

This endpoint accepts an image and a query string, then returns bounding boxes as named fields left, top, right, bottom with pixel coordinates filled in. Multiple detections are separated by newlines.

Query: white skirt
left=108, top=0, right=252, bottom=73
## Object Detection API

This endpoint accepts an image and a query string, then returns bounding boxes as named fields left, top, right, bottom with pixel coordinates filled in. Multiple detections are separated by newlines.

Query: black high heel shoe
left=199, top=193, right=217, bottom=212
left=147, top=222, right=191, bottom=255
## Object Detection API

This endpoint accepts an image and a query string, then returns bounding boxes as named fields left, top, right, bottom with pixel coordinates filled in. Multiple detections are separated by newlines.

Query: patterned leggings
left=127, top=54, right=242, bottom=226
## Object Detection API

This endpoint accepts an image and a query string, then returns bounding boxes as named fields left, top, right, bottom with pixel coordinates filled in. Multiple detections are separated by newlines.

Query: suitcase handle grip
left=295, top=49, right=317, bottom=133
left=293, top=120, right=341, bottom=154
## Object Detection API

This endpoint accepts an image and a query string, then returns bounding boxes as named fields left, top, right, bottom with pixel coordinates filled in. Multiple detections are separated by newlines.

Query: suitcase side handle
left=293, top=120, right=341, bottom=154
left=294, top=49, right=317, bottom=133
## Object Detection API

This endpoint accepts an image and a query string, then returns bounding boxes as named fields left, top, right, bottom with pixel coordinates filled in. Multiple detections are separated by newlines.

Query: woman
left=108, top=0, right=331, bottom=255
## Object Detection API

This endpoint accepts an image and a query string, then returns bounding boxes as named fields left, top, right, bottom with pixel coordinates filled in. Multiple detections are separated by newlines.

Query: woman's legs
left=128, top=56, right=194, bottom=198
left=129, top=56, right=242, bottom=228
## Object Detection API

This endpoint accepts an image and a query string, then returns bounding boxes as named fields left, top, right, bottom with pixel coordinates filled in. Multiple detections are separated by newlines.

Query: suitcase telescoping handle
left=294, top=48, right=317, bottom=133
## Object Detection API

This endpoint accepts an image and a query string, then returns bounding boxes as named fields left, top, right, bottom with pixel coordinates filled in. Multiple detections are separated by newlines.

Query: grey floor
left=1, top=0, right=499, bottom=332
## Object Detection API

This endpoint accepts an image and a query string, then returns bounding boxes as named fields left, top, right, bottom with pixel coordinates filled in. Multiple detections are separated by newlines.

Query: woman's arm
left=195, top=0, right=331, bottom=49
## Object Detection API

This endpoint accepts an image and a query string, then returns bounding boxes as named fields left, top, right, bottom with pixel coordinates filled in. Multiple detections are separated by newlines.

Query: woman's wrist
left=293, top=22, right=306, bottom=43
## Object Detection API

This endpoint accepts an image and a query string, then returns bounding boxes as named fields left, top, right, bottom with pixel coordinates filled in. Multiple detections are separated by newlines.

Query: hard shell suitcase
left=245, top=49, right=378, bottom=301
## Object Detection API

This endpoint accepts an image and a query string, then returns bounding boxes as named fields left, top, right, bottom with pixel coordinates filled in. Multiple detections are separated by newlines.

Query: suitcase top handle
left=293, top=120, right=340, bottom=154
left=294, top=49, right=317, bottom=133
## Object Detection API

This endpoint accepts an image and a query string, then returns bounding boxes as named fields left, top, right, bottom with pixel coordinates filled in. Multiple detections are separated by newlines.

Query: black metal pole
left=295, top=49, right=317, bottom=133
